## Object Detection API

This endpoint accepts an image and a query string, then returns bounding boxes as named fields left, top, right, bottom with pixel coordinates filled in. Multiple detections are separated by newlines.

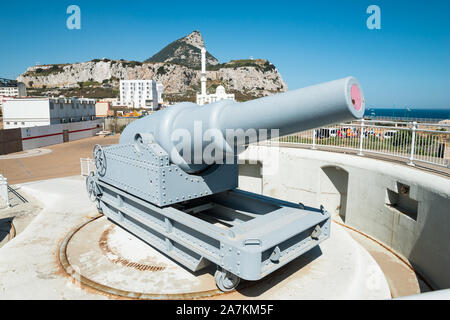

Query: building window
left=21, top=122, right=25, bottom=125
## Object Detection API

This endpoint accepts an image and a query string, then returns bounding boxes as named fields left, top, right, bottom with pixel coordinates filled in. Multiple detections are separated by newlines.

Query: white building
left=196, top=47, right=235, bottom=105
left=95, top=101, right=111, bottom=118
left=197, top=85, right=236, bottom=105
left=0, top=78, right=27, bottom=98
left=120, top=80, right=163, bottom=110
left=3, top=97, right=96, bottom=129
left=0, top=96, right=14, bottom=111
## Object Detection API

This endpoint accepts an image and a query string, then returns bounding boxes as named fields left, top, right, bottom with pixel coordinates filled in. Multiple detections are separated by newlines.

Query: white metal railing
left=79, top=120, right=450, bottom=174
left=276, top=119, right=450, bottom=169
left=80, top=158, right=95, bottom=176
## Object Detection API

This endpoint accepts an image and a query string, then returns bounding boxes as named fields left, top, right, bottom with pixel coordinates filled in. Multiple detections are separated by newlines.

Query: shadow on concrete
left=111, top=216, right=324, bottom=296
left=0, top=217, right=14, bottom=245
left=321, top=166, right=349, bottom=222
left=237, top=246, right=323, bottom=297
left=407, top=189, right=450, bottom=291
left=109, top=218, right=216, bottom=277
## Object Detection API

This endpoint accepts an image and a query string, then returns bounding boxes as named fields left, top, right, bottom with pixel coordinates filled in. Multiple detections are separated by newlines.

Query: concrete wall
left=104, top=117, right=137, bottom=132
left=21, top=119, right=103, bottom=150
left=238, top=161, right=263, bottom=194
left=239, top=146, right=450, bottom=289
left=0, top=128, right=23, bottom=155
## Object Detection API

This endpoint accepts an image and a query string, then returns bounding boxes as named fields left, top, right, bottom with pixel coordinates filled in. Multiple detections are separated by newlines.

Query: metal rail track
left=8, top=186, right=28, bottom=204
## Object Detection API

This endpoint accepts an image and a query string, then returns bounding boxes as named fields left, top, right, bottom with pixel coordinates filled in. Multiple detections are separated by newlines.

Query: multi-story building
left=0, top=78, right=27, bottom=97
left=120, top=80, right=163, bottom=110
left=2, top=97, right=96, bottom=129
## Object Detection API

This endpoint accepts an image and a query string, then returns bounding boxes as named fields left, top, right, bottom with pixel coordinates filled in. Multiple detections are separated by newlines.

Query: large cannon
left=87, top=77, right=365, bottom=291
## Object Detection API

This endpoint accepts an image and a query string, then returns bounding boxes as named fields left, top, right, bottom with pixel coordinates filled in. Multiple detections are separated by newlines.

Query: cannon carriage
left=86, top=77, right=365, bottom=291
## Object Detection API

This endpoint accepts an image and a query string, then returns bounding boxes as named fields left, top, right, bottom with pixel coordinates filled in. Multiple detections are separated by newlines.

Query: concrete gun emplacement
left=87, top=77, right=365, bottom=291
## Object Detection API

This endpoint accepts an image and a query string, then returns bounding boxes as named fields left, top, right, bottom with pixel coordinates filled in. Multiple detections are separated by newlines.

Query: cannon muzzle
left=121, top=76, right=365, bottom=173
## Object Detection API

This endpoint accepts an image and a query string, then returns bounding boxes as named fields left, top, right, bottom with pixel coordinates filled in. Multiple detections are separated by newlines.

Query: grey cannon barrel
left=120, top=76, right=365, bottom=173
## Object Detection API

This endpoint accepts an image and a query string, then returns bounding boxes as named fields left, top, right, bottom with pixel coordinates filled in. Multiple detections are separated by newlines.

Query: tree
left=391, top=130, right=411, bottom=147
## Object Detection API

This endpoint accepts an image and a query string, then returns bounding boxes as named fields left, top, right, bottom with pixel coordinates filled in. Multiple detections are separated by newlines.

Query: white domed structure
left=196, top=47, right=235, bottom=105
left=216, top=85, right=226, bottom=95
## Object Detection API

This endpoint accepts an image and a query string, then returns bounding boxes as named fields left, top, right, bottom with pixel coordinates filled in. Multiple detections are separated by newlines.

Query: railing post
left=408, top=122, right=417, bottom=166
left=312, top=129, right=317, bottom=150
left=358, top=119, right=365, bottom=156
left=88, top=159, right=92, bottom=175
left=90, top=158, right=95, bottom=174
left=0, top=174, right=10, bottom=208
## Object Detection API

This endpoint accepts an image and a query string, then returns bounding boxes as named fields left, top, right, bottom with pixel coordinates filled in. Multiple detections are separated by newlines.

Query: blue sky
left=1, top=0, right=449, bottom=108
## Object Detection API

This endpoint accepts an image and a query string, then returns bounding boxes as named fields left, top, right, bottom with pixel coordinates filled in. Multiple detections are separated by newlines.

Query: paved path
left=0, top=135, right=120, bottom=185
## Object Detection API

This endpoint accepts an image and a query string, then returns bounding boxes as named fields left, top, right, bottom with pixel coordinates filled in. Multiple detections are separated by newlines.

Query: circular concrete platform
left=59, top=213, right=392, bottom=300
left=61, top=216, right=224, bottom=299
left=0, top=176, right=392, bottom=300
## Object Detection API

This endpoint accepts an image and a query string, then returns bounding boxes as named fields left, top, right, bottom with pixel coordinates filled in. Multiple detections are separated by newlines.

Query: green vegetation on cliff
left=208, top=59, right=276, bottom=73
left=24, top=64, right=67, bottom=77
left=145, top=39, right=217, bottom=69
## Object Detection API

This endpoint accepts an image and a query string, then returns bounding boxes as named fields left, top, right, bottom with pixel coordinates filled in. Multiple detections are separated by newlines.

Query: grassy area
left=208, top=59, right=276, bottom=73
left=27, top=87, right=119, bottom=99
left=145, top=39, right=218, bottom=69
left=78, top=80, right=102, bottom=87
left=163, top=92, right=197, bottom=103
left=119, top=60, right=143, bottom=68
left=23, top=64, right=68, bottom=77
left=63, top=87, right=119, bottom=99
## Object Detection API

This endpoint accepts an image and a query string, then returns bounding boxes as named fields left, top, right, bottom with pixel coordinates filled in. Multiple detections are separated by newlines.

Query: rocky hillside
left=146, top=30, right=218, bottom=69
left=17, top=31, right=287, bottom=102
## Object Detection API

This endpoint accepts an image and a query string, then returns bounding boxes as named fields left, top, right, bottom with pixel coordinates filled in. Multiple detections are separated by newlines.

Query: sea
left=364, top=107, right=450, bottom=122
